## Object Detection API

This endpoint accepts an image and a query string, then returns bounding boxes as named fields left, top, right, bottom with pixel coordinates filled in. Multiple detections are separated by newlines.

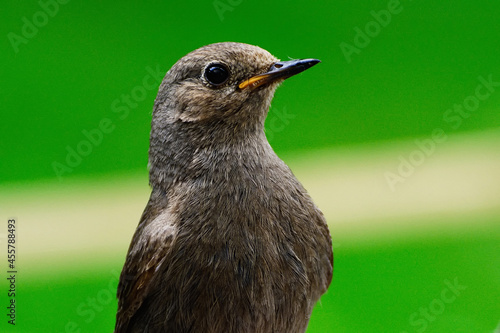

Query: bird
left=115, top=42, right=333, bottom=333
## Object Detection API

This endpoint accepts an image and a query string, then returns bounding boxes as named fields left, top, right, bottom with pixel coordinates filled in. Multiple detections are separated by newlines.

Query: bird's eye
left=204, top=63, right=230, bottom=86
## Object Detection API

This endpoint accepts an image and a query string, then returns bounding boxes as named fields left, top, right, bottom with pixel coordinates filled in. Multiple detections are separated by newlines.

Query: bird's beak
left=238, top=58, right=320, bottom=90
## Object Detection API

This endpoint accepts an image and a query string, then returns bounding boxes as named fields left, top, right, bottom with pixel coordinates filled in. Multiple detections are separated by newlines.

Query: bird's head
left=148, top=42, right=319, bottom=187
left=152, top=42, right=319, bottom=131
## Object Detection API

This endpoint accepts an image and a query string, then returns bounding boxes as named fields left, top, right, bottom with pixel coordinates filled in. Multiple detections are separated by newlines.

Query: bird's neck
left=148, top=120, right=275, bottom=191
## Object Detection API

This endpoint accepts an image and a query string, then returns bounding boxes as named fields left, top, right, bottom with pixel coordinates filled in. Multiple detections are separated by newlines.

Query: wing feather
left=115, top=196, right=177, bottom=332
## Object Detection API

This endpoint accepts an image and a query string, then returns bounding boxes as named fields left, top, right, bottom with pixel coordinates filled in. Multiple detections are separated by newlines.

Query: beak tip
left=304, top=58, right=321, bottom=67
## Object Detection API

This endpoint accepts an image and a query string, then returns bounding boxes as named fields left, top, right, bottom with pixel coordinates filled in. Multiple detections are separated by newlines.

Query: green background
left=1, top=0, right=499, bottom=332
left=3, top=0, right=500, bottom=183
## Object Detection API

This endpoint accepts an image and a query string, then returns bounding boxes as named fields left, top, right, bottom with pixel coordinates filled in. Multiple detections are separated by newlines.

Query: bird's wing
left=115, top=197, right=177, bottom=332
left=325, top=221, right=334, bottom=289
left=314, top=207, right=334, bottom=294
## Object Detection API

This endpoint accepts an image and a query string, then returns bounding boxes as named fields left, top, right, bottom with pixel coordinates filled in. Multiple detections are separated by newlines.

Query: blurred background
left=1, top=0, right=500, bottom=332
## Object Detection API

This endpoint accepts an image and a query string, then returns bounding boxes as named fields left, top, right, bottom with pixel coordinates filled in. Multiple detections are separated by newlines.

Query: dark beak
left=239, top=58, right=320, bottom=90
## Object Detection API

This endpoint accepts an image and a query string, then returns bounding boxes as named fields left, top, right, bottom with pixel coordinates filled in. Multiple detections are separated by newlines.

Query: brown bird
left=115, top=42, right=333, bottom=333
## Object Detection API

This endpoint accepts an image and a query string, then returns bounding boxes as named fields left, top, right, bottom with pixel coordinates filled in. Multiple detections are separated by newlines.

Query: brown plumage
left=115, top=42, right=333, bottom=333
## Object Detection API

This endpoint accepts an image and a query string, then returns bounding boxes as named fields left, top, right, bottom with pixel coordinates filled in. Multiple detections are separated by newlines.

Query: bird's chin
left=250, top=81, right=281, bottom=97
left=242, top=86, right=277, bottom=116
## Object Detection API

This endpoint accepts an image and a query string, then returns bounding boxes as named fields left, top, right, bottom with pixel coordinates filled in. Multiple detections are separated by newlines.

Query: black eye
left=204, top=63, right=229, bottom=86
